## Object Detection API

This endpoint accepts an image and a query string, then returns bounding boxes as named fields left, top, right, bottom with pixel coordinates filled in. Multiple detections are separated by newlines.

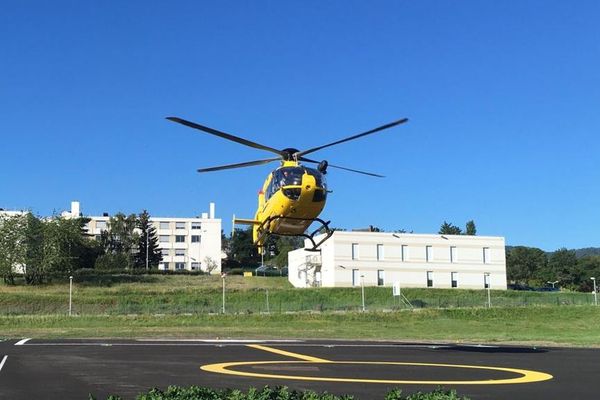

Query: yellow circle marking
left=201, top=360, right=553, bottom=385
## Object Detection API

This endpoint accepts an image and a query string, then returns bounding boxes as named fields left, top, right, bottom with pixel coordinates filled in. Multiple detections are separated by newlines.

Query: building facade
left=288, top=231, right=506, bottom=290
left=65, top=201, right=222, bottom=274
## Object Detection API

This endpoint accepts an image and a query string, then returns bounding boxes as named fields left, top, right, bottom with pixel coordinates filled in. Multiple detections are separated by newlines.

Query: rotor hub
left=281, top=148, right=300, bottom=161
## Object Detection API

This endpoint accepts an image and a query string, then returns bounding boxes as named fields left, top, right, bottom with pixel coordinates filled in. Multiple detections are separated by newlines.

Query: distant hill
left=574, top=247, right=600, bottom=258
left=506, top=246, right=600, bottom=258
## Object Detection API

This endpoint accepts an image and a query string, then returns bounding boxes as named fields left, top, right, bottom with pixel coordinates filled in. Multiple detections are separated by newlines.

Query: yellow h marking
left=247, top=344, right=331, bottom=363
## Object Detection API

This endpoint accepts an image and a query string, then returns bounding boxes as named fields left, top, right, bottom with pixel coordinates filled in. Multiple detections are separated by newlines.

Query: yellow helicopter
left=166, top=116, right=408, bottom=251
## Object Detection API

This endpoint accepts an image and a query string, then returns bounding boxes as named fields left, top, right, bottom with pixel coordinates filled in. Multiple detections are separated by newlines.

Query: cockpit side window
left=305, top=167, right=326, bottom=189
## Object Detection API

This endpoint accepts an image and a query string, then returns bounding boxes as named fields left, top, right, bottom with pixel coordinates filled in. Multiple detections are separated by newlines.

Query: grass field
left=1, top=275, right=599, bottom=346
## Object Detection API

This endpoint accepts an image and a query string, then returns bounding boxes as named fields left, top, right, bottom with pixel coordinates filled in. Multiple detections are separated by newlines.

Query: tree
left=577, top=256, right=600, bottom=292
left=134, top=210, right=162, bottom=269
left=268, top=236, right=305, bottom=269
left=42, top=216, right=99, bottom=277
left=0, top=214, right=27, bottom=284
left=465, top=220, right=477, bottom=235
left=506, top=246, right=547, bottom=284
left=203, top=256, right=219, bottom=274
left=547, top=248, right=580, bottom=289
left=438, top=221, right=462, bottom=235
left=98, top=213, right=139, bottom=269
left=22, top=213, right=46, bottom=285
left=226, top=227, right=260, bottom=268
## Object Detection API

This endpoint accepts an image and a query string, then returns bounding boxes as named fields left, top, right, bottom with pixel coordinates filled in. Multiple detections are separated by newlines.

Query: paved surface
left=0, top=338, right=598, bottom=399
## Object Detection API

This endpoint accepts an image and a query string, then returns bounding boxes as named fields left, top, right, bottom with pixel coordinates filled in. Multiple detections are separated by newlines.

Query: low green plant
left=90, top=385, right=469, bottom=400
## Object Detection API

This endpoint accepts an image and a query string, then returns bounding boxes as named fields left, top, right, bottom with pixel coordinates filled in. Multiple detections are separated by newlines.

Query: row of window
left=160, top=262, right=201, bottom=270
left=159, top=235, right=201, bottom=243
left=159, top=221, right=202, bottom=230
left=94, top=221, right=202, bottom=231
left=350, top=269, right=491, bottom=289
left=161, top=249, right=190, bottom=257
left=351, top=243, right=491, bottom=264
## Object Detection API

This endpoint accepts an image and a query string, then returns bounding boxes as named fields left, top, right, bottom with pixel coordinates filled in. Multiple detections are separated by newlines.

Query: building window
left=161, top=249, right=170, bottom=257
left=191, top=235, right=201, bottom=243
left=450, top=246, right=457, bottom=263
left=483, top=247, right=490, bottom=264
left=175, top=249, right=185, bottom=257
left=96, top=221, right=107, bottom=230
left=352, top=269, right=361, bottom=286
left=376, top=244, right=384, bottom=261
left=175, top=262, right=185, bottom=270
left=351, top=243, right=359, bottom=260
left=484, top=273, right=490, bottom=289
left=159, top=235, right=170, bottom=243
left=159, top=221, right=170, bottom=230
left=191, top=262, right=200, bottom=270
left=162, top=262, right=170, bottom=270
left=175, top=221, right=186, bottom=230
left=377, top=270, right=385, bottom=286
left=426, top=246, right=433, bottom=262
left=401, top=245, right=407, bottom=261
left=427, top=271, right=433, bottom=288
left=175, top=235, right=185, bottom=243
left=451, top=272, right=458, bottom=288
left=191, top=222, right=201, bottom=230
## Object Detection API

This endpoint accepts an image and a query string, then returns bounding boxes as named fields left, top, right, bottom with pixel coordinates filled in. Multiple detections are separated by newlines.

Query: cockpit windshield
left=266, top=166, right=327, bottom=200
left=274, top=167, right=304, bottom=187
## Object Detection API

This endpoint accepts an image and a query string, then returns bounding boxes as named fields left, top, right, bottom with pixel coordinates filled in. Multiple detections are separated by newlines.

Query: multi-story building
left=288, top=231, right=506, bottom=290
left=64, top=201, right=222, bottom=274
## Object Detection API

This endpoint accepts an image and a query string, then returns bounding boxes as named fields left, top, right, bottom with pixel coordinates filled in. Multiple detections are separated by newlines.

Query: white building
left=64, top=201, right=222, bottom=274
left=288, top=231, right=506, bottom=290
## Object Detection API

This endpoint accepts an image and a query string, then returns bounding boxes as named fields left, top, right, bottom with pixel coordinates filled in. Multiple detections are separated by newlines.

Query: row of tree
left=506, top=246, right=600, bottom=292
left=221, top=227, right=304, bottom=270
left=0, top=211, right=163, bottom=285
left=438, top=220, right=477, bottom=235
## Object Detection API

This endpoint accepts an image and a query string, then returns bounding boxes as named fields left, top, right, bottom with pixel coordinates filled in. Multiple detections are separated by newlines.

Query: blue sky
left=1, top=1, right=599, bottom=251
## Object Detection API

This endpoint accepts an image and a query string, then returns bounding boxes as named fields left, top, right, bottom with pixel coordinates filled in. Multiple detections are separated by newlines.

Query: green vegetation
left=93, top=386, right=468, bottom=400
left=1, top=275, right=597, bottom=316
left=506, top=246, right=600, bottom=292
left=1, top=275, right=599, bottom=346
left=2, top=306, right=599, bottom=345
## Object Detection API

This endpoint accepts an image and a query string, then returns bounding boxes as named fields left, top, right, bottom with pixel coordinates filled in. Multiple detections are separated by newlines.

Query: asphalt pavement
left=0, top=338, right=598, bottom=399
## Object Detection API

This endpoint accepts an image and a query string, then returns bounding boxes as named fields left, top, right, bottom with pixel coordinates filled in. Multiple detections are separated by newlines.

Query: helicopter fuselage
left=251, top=161, right=327, bottom=247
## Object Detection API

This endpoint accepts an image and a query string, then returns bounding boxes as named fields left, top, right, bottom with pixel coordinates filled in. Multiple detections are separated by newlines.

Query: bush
left=92, top=385, right=469, bottom=400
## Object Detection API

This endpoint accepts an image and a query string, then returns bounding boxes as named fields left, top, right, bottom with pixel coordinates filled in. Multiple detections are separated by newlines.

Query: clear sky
left=1, top=1, right=599, bottom=251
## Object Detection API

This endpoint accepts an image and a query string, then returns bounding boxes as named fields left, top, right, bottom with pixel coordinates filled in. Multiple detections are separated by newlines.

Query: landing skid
left=256, top=215, right=335, bottom=252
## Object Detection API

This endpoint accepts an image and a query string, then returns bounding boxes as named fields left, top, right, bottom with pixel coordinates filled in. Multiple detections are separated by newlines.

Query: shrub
left=91, top=386, right=469, bottom=400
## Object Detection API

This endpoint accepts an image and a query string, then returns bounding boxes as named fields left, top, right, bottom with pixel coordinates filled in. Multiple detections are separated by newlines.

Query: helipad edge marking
left=247, top=344, right=331, bottom=363
left=201, top=360, right=554, bottom=385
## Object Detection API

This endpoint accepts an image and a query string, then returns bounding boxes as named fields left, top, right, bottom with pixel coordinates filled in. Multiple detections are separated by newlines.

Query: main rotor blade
left=197, top=157, right=280, bottom=173
left=300, top=157, right=385, bottom=178
left=167, top=117, right=284, bottom=156
left=296, top=118, right=408, bottom=158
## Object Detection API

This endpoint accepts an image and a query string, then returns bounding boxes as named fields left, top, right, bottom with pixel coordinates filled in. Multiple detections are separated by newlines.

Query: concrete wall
left=289, top=231, right=507, bottom=290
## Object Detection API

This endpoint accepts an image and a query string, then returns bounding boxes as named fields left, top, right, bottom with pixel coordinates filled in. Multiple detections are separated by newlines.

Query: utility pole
left=361, top=275, right=366, bottom=312
left=485, top=272, right=491, bottom=308
left=592, top=277, right=597, bottom=306
left=145, top=231, right=149, bottom=270
left=222, top=273, right=226, bottom=313
left=69, top=276, right=73, bottom=316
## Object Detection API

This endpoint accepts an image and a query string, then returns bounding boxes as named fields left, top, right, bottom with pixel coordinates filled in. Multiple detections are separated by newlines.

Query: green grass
left=1, top=306, right=599, bottom=346
left=1, top=275, right=599, bottom=346
left=0, top=275, right=594, bottom=315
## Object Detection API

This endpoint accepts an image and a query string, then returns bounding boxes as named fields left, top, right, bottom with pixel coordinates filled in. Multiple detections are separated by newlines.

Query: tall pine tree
left=135, top=210, right=162, bottom=269
left=465, top=220, right=477, bottom=235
